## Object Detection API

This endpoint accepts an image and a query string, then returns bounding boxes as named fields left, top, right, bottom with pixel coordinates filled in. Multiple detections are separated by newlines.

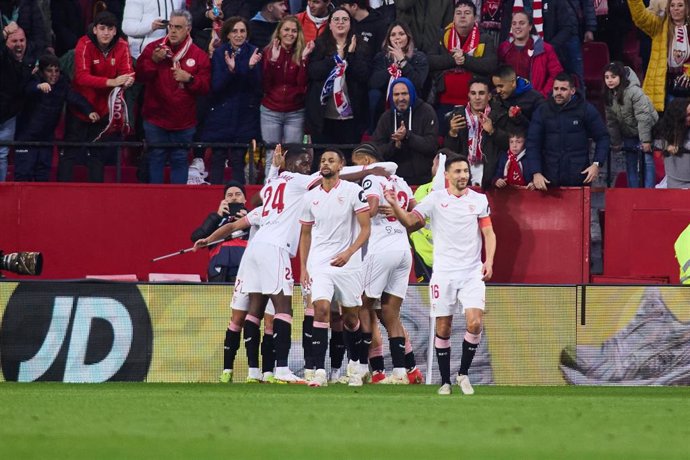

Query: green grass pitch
left=1, top=384, right=689, bottom=459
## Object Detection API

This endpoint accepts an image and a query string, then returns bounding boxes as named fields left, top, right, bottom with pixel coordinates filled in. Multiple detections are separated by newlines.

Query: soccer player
left=351, top=146, right=424, bottom=384
left=385, top=155, right=496, bottom=395
left=299, top=149, right=372, bottom=387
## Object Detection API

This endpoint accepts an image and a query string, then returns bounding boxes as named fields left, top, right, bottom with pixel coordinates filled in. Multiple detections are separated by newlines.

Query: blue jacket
left=525, top=91, right=610, bottom=186
left=201, top=41, right=262, bottom=143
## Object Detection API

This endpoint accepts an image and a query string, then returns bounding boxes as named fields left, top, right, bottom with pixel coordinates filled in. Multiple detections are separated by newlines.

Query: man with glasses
left=136, top=10, right=211, bottom=184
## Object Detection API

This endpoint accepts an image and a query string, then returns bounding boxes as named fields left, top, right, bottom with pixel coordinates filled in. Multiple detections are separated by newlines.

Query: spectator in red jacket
left=295, top=0, right=332, bottom=42
left=260, top=15, right=315, bottom=178
left=137, top=9, right=211, bottom=184
left=57, top=11, right=135, bottom=183
left=497, top=11, right=563, bottom=98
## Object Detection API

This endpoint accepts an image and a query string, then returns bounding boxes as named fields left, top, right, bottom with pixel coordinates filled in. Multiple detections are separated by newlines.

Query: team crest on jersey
left=312, top=200, right=319, bottom=206
left=441, top=203, right=449, bottom=208
left=469, top=205, right=476, bottom=213
left=186, top=58, right=196, bottom=67
left=337, top=196, right=345, bottom=205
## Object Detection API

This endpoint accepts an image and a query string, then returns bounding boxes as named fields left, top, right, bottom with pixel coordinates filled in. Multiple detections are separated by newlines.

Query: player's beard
left=320, top=168, right=334, bottom=178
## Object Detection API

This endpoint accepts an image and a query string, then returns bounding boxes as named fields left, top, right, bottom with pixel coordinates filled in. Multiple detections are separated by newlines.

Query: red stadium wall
left=603, top=189, right=690, bottom=284
left=0, top=183, right=589, bottom=284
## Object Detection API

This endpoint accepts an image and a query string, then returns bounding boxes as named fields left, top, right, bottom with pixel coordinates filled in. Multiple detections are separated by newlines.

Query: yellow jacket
left=627, top=0, right=668, bottom=112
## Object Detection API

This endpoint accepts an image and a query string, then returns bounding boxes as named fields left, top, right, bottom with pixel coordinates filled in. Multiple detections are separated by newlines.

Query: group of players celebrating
left=195, top=143, right=496, bottom=396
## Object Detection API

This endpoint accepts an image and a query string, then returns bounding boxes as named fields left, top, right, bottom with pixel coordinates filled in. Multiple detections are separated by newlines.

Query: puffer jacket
left=498, top=35, right=564, bottom=97
left=396, top=0, right=454, bottom=53
left=121, top=0, right=186, bottom=59
left=605, top=67, right=659, bottom=146
left=627, top=0, right=669, bottom=112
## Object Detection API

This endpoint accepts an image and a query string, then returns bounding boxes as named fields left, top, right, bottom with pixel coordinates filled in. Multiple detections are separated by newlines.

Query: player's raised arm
left=384, top=189, right=424, bottom=232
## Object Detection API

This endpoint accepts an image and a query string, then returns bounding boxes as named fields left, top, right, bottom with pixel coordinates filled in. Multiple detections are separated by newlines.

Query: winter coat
left=395, top=0, right=454, bottom=53
left=305, top=39, right=370, bottom=136
left=372, top=78, right=439, bottom=185
left=498, top=35, right=564, bottom=97
left=249, top=13, right=278, bottom=50
left=627, top=0, right=670, bottom=111
left=352, top=8, right=388, bottom=59
left=605, top=68, right=659, bottom=146
left=295, top=11, right=328, bottom=43
left=122, top=0, right=186, bottom=59
left=189, top=0, right=256, bottom=52
left=525, top=91, right=610, bottom=186
left=201, top=41, right=262, bottom=142
left=71, top=33, right=134, bottom=122
left=0, top=34, right=34, bottom=123
left=261, top=45, right=308, bottom=113
left=491, top=76, right=545, bottom=133
left=137, top=36, right=211, bottom=131
left=499, top=0, right=578, bottom=52
left=190, top=211, right=248, bottom=283
left=16, top=74, right=94, bottom=141
left=1, top=0, right=50, bottom=53
left=369, top=49, right=429, bottom=98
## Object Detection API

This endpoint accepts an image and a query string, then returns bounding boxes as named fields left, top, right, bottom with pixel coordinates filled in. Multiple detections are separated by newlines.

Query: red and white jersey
left=244, top=171, right=321, bottom=257
left=299, top=180, right=370, bottom=272
left=412, top=188, right=491, bottom=275
left=362, top=174, right=413, bottom=254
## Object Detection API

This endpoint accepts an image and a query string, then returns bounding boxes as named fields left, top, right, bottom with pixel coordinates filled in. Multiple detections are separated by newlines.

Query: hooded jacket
left=525, top=90, right=610, bottom=186
left=351, top=8, right=387, bottom=59
left=498, top=35, right=564, bottom=97
left=121, top=0, right=185, bottom=59
left=605, top=67, right=659, bottom=146
left=491, top=76, right=545, bottom=133
left=372, top=77, right=439, bottom=185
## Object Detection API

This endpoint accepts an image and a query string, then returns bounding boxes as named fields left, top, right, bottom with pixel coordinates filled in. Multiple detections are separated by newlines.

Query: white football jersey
left=247, top=171, right=321, bottom=256
left=362, top=174, right=413, bottom=254
left=299, top=180, right=370, bottom=272
left=412, top=188, right=490, bottom=275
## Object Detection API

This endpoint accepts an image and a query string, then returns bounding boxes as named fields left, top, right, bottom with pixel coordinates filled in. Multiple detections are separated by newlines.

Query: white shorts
left=363, top=249, right=411, bottom=302
left=236, top=243, right=293, bottom=295
left=230, top=288, right=275, bottom=315
left=310, top=268, right=363, bottom=308
left=429, top=271, right=485, bottom=318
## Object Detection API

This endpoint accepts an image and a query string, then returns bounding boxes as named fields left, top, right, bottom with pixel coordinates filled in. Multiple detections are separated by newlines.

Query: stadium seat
left=583, top=41, right=610, bottom=117
left=148, top=273, right=202, bottom=282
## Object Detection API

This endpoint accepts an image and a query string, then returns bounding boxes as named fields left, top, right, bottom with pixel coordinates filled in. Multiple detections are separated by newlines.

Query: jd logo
left=1, top=283, right=152, bottom=382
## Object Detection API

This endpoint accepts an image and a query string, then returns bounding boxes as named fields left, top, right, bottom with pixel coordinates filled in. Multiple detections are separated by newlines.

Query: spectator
left=372, top=77, right=438, bottom=185
left=201, top=16, right=262, bottom=184
left=341, top=0, right=388, bottom=56
left=51, top=0, right=84, bottom=57
left=603, top=61, right=659, bottom=188
left=428, top=0, right=498, bottom=134
left=540, top=0, right=579, bottom=84
left=260, top=15, right=315, bottom=178
left=189, top=0, right=257, bottom=54
left=0, top=0, right=49, bottom=54
left=296, top=0, right=332, bottom=42
left=525, top=72, right=610, bottom=189
left=563, top=0, right=597, bottom=88
left=653, top=97, right=690, bottom=188
left=137, top=9, right=211, bottom=184
left=477, top=0, right=511, bottom=47
left=497, top=10, right=563, bottom=97
left=0, top=27, right=34, bottom=182
left=493, top=128, right=535, bottom=189
left=57, top=12, right=135, bottom=183
left=122, top=0, right=186, bottom=60
left=396, top=0, right=454, bottom=53
left=190, top=180, right=249, bottom=282
left=443, top=76, right=504, bottom=188
left=305, top=7, right=370, bottom=159
left=14, top=54, right=98, bottom=181
left=249, top=0, right=288, bottom=50
left=368, top=20, right=429, bottom=132
left=628, top=0, right=690, bottom=112
left=490, top=65, right=544, bottom=133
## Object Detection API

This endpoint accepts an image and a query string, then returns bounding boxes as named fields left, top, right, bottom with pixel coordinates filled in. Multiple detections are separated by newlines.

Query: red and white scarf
left=670, top=25, right=690, bottom=69
left=159, top=34, right=193, bottom=64
left=466, top=105, right=490, bottom=165
left=445, top=23, right=481, bottom=64
left=385, top=61, right=402, bottom=108
left=504, top=148, right=527, bottom=185
left=94, top=86, right=130, bottom=141
left=513, top=0, right=543, bottom=37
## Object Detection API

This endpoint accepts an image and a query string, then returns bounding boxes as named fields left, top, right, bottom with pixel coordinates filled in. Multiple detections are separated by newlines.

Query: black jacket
left=191, top=211, right=248, bottom=283
left=352, top=9, right=388, bottom=60
left=0, top=35, right=35, bottom=123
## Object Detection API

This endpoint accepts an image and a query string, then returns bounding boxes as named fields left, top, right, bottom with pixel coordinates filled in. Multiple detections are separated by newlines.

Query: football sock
left=435, top=335, right=451, bottom=385
left=329, top=330, right=346, bottom=370
left=273, top=314, right=292, bottom=367
left=459, top=331, right=482, bottom=375
left=389, top=336, right=406, bottom=369
left=343, top=321, right=361, bottom=363
left=223, top=324, right=241, bottom=370
left=261, top=331, right=275, bottom=373
left=312, top=321, right=329, bottom=370
left=303, top=313, right=314, bottom=369
left=404, top=336, right=417, bottom=371
left=243, top=315, right=261, bottom=369
left=359, top=332, right=373, bottom=365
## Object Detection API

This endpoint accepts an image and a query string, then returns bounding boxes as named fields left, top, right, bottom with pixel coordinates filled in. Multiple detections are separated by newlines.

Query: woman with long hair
left=304, top=7, right=370, bottom=159
left=261, top=15, right=315, bottom=178
left=603, top=61, right=659, bottom=187
left=368, top=20, right=429, bottom=132
left=628, top=0, right=690, bottom=111
left=201, top=16, right=263, bottom=184
left=654, top=97, right=690, bottom=188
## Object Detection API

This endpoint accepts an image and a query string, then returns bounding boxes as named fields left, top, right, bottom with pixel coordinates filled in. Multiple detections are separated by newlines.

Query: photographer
left=190, top=181, right=249, bottom=282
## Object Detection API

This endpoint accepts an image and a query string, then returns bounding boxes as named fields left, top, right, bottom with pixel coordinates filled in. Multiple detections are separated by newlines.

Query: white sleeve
left=478, top=195, right=490, bottom=218
left=299, top=196, right=315, bottom=224
left=361, top=175, right=381, bottom=200
left=352, top=185, right=370, bottom=214
left=266, top=163, right=280, bottom=181
left=412, top=191, right=436, bottom=221
left=368, top=161, right=398, bottom=175
left=245, top=208, right=263, bottom=227
left=432, top=153, right=446, bottom=191
left=121, top=0, right=154, bottom=38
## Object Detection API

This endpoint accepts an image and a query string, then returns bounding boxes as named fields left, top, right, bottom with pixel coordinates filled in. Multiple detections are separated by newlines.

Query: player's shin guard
left=329, top=330, right=346, bottom=369
left=459, top=331, right=482, bottom=375
left=435, top=335, right=451, bottom=385
left=261, top=328, right=275, bottom=373
left=343, top=321, right=361, bottom=363
left=312, top=321, right=329, bottom=369
left=244, top=315, right=261, bottom=368
left=273, top=314, right=293, bottom=367
left=224, top=323, right=242, bottom=370
left=303, top=308, right=314, bottom=369
left=389, top=336, right=406, bottom=369
left=359, top=332, right=373, bottom=365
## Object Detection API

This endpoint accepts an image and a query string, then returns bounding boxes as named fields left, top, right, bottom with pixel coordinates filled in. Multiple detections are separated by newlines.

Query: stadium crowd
left=1, top=0, right=689, bottom=188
